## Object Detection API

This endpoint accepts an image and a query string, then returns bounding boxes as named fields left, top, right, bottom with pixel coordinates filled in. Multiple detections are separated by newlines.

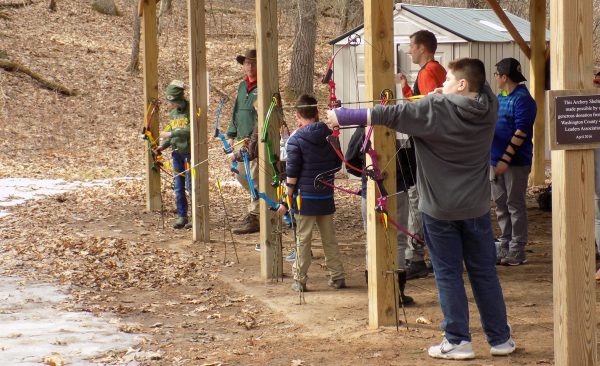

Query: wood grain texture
left=550, top=0, right=597, bottom=364
left=188, top=0, right=210, bottom=242
left=364, top=0, right=397, bottom=328
left=256, top=0, right=283, bottom=280
left=529, top=0, right=547, bottom=185
left=142, top=0, right=161, bottom=211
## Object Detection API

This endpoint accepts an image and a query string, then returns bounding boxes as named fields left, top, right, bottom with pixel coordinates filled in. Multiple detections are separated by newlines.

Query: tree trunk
left=339, top=0, right=363, bottom=33
left=157, top=0, right=172, bottom=36
left=48, top=0, right=56, bottom=11
left=288, top=0, right=317, bottom=98
left=466, top=0, right=485, bottom=8
left=126, top=1, right=141, bottom=73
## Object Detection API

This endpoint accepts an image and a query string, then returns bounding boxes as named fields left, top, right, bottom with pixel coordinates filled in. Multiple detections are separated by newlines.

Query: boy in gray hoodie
left=328, top=58, right=514, bottom=360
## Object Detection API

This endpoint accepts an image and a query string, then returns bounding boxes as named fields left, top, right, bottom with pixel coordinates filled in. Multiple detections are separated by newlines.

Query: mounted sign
left=547, top=89, right=600, bottom=150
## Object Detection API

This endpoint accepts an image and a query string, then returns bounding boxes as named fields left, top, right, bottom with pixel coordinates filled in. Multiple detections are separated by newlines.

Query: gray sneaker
left=491, top=324, right=516, bottom=356
left=495, top=240, right=509, bottom=265
left=173, top=216, right=188, bottom=229
left=428, top=338, right=475, bottom=360
left=291, top=281, right=306, bottom=292
left=327, top=278, right=346, bottom=289
left=285, top=248, right=296, bottom=262
left=500, top=251, right=527, bottom=266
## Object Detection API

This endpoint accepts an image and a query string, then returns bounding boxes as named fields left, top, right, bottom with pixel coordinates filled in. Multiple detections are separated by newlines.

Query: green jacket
left=226, top=80, right=258, bottom=140
left=161, top=101, right=191, bottom=154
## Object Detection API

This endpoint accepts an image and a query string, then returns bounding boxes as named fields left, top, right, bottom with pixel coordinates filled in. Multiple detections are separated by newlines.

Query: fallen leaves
left=119, top=323, right=143, bottom=333
left=416, top=317, right=432, bottom=325
left=43, top=353, right=64, bottom=366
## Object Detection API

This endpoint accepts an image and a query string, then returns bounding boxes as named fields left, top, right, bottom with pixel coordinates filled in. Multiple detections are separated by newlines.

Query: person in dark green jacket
left=227, top=49, right=260, bottom=235
left=154, top=80, right=191, bottom=229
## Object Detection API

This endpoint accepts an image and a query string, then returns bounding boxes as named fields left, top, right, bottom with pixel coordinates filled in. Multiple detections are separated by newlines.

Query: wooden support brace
left=486, top=0, right=531, bottom=59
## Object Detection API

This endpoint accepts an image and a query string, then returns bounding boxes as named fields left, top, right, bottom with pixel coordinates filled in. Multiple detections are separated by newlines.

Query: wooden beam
left=529, top=0, right=547, bottom=185
left=364, top=0, right=397, bottom=328
left=141, top=0, right=161, bottom=211
left=256, top=0, right=283, bottom=279
left=187, top=0, right=210, bottom=242
left=486, top=0, right=531, bottom=59
left=550, top=0, right=597, bottom=365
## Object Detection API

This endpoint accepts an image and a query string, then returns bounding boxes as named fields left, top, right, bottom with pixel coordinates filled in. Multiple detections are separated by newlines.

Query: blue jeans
left=423, top=212, right=510, bottom=346
left=172, top=152, right=190, bottom=218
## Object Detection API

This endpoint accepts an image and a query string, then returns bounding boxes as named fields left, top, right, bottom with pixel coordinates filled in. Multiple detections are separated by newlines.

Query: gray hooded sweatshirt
left=370, top=85, right=498, bottom=221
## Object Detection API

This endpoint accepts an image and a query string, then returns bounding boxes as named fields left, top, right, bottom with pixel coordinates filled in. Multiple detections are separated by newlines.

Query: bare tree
left=288, top=0, right=317, bottom=98
left=465, top=0, right=485, bottom=8
left=126, top=0, right=141, bottom=73
left=339, top=0, right=363, bottom=33
left=157, top=0, right=172, bottom=36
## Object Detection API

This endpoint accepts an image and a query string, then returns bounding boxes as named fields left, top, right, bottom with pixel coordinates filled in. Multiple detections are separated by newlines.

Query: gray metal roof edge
left=327, top=24, right=365, bottom=45
left=327, top=3, right=549, bottom=45
left=401, top=3, right=549, bottom=42
left=400, top=4, right=475, bottom=42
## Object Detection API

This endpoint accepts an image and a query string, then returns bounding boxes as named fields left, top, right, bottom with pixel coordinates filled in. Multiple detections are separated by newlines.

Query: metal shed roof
left=328, top=3, right=550, bottom=45
left=401, top=4, right=550, bottom=42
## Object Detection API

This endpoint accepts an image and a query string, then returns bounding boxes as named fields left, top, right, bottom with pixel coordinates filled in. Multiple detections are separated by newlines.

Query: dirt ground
left=1, top=0, right=599, bottom=365
left=0, top=177, right=563, bottom=365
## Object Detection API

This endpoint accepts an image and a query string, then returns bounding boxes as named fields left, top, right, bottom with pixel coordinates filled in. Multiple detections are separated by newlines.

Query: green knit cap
left=165, top=80, right=185, bottom=102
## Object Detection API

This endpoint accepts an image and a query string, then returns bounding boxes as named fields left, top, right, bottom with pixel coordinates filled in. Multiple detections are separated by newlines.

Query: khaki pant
left=292, top=213, right=345, bottom=284
left=236, top=159, right=259, bottom=215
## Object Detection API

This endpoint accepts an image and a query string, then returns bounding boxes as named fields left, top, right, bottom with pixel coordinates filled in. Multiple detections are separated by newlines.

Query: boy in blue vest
left=154, top=80, right=191, bottom=229
left=491, top=58, right=537, bottom=266
left=278, top=94, right=345, bottom=292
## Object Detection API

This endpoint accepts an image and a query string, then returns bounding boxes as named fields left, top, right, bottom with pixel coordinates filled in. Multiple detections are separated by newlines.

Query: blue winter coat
left=285, top=122, right=342, bottom=216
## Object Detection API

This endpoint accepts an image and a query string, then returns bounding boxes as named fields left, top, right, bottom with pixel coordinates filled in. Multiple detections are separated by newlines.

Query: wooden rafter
left=486, top=0, right=532, bottom=59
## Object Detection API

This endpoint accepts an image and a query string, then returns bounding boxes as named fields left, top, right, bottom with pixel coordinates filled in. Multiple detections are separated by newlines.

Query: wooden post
left=364, top=0, right=397, bottom=328
left=187, top=0, right=210, bottom=242
left=486, top=0, right=531, bottom=59
left=550, top=0, right=597, bottom=364
left=529, top=0, right=547, bottom=186
left=141, top=0, right=161, bottom=211
left=256, top=0, right=283, bottom=279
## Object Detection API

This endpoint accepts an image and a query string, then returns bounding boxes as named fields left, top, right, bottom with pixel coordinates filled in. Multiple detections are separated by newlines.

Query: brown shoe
left=232, top=214, right=260, bottom=234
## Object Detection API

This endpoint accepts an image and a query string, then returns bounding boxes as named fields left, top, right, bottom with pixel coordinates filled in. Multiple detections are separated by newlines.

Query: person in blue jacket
left=491, top=58, right=537, bottom=266
left=278, top=94, right=345, bottom=292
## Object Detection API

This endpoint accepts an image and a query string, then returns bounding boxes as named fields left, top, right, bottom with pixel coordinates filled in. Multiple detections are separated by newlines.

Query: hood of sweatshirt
left=444, top=84, right=497, bottom=122
left=294, top=122, right=332, bottom=147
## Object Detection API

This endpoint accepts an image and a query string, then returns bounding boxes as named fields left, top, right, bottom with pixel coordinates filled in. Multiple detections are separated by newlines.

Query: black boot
left=398, top=271, right=414, bottom=306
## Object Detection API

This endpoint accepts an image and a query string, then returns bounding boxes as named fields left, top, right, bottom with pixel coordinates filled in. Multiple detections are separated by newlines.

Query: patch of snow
left=0, top=277, right=143, bottom=365
left=0, top=177, right=140, bottom=218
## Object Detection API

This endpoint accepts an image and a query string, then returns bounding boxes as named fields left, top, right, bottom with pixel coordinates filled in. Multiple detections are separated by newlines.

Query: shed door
left=396, top=43, right=453, bottom=93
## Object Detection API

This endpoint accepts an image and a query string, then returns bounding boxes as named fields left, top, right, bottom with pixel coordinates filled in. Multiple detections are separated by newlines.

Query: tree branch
left=0, top=59, right=77, bottom=96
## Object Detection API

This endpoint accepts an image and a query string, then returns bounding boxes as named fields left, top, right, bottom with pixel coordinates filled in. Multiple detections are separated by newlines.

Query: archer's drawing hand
left=395, top=73, right=407, bottom=88
left=326, top=110, right=340, bottom=129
